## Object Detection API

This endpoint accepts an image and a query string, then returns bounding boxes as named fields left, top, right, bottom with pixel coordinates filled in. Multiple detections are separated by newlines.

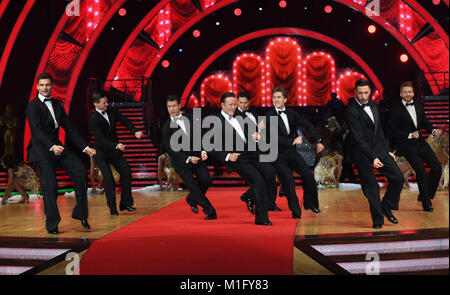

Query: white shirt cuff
left=225, top=153, right=230, bottom=162
left=186, top=156, right=191, bottom=164
left=408, top=133, right=413, bottom=139
left=83, top=146, right=89, bottom=153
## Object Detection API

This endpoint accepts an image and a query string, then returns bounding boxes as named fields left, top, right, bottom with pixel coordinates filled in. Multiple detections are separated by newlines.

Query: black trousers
left=402, top=140, right=442, bottom=207
left=174, top=161, right=216, bottom=216
left=95, top=154, right=134, bottom=211
left=241, top=162, right=277, bottom=209
left=273, top=150, right=318, bottom=216
left=36, top=151, right=89, bottom=231
left=352, top=151, right=404, bottom=225
left=229, top=157, right=270, bottom=224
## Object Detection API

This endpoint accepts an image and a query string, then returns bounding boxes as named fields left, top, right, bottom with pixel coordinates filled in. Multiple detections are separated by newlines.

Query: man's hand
left=228, top=153, right=240, bottom=162
left=85, top=147, right=96, bottom=157
left=411, top=131, right=420, bottom=139
left=293, top=136, right=303, bottom=145
left=432, top=129, right=442, bottom=137
left=389, top=152, right=396, bottom=161
left=258, top=120, right=265, bottom=131
left=316, top=143, right=325, bottom=154
left=252, top=132, right=261, bottom=141
left=117, top=143, right=126, bottom=152
left=201, top=151, right=208, bottom=161
left=190, top=156, right=201, bottom=164
left=135, top=131, right=144, bottom=139
left=373, top=158, right=384, bottom=169
left=51, top=145, right=64, bottom=156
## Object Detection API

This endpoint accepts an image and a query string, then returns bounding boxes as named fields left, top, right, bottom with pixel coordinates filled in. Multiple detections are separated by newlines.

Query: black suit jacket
left=26, top=97, right=87, bottom=162
left=161, top=112, right=203, bottom=165
left=207, top=112, right=259, bottom=164
left=265, top=107, right=322, bottom=153
left=89, top=108, right=138, bottom=158
left=344, top=97, right=390, bottom=161
left=389, top=101, right=434, bottom=156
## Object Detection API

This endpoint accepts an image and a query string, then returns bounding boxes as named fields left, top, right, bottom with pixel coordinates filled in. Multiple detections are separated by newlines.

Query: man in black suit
left=234, top=91, right=280, bottom=214
left=345, top=79, right=404, bottom=229
left=208, top=92, right=273, bottom=225
left=265, top=86, right=324, bottom=219
left=26, top=73, right=96, bottom=234
left=89, top=92, right=143, bottom=215
left=161, top=95, right=216, bottom=220
left=390, top=81, right=442, bottom=212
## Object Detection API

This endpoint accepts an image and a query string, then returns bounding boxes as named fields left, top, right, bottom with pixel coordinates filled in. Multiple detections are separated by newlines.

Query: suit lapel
left=401, top=104, right=418, bottom=130
left=370, top=103, right=379, bottom=134
left=414, top=104, right=421, bottom=128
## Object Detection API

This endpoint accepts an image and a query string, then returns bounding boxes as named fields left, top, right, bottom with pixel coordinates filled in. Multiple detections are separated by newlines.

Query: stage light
left=179, top=48, right=183, bottom=53
left=433, top=0, right=440, bottom=5
left=162, top=60, right=170, bottom=68
left=193, top=30, right=200, bottom=37
left=347, top=18, right=351, bottom=23
left=234, top=8, right=242, bottom=16
left=279, top=1, right=287, bottom=8
left=384, top=43, right=388, bottom=46
left=119, top=8, right=127, bottom=16
left=368, top=25, right=376, bottom=33
left=216, top=21, right=220, bottom=26
left=400, top=54, right=408, bottom=62
left=259, top=7, right=263, bottom=11
left=324, top=5, right=332, bottom=13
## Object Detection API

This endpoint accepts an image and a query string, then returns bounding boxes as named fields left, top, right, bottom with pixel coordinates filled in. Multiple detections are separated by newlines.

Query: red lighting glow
left=193, top=30, right=200, bottom=38
left=119, top=8, right=127, bottom=16
left=162, top=60, right=170, bottom=68
left=400, top=54, right=409, bottom=62
left=368, top=25, right=376, bottom=34
left=324, top=5, right=332, bottom=13
left=432, top=0, right=441, bottom=5
left=279, top=1, right=287, bottom=8
left=234, top=8, right=242, bottom=16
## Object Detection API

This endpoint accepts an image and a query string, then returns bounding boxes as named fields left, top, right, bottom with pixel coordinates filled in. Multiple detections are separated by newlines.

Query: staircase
left=295, top=228, right=449, bottom=275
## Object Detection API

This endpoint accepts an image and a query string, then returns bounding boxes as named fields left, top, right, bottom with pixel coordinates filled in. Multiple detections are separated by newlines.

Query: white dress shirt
left=402, top=100, right=418, bottom=139
left=38, top=94, right=58, bottom=128
left=275, top=107, right=290, bottom=134
left=355, top=99, right=374, bottom=123
left=96, top=108, right=110, bottom=125
left=222, top=110, right=246, bottom=162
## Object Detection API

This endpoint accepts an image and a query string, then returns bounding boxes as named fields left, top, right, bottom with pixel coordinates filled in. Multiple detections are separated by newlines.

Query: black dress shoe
left=110, top=210, right=119, bottom=216
left=305, top=206, right=321, bottom=213
left=292, top=214, right=301, bottom=219
left=279, top=190, right=287, bottom=197
left=373, top=224, right=382, bottom=229
left=205, top=213, right=217, bottom=220
left=382, top=207, right=398, bottom=224
left=81, top=219, right=91, bottom=229
left=255, top=220, right=273, bottom=226
left=120, top=205, right=136, bottom=212
left=269, top=206, right=282, bottom=212
left=47, top=229, right=59, bottom=234
left=423, top=206, right=434, bottom=212
left=190, top=206, right=199, bottom=214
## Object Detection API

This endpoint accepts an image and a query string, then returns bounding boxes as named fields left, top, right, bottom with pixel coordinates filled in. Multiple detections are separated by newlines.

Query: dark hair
left=37, top=73, right=53, bottom=84
left=400, top=81, right=414, bottom=90
left=220, top=92, right=235, bottom=103
left=1, top=154, right=22, bottom=169
left=91, top=91, right=107, bottom=104
left=165, top=95, right=180, bottom=104
left=272, top=86, right=287, bottom=98
left=237, top=91, right=250, bottom=101
left=354, top=79, right=371, bottom=89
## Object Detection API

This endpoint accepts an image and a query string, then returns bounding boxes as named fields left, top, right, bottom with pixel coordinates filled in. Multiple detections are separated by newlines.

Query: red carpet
left=80, top=187, right=300, bottom=275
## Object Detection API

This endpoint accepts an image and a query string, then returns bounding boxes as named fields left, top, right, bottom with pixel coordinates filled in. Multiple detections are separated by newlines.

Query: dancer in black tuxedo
left=26, top=73, right=96, bottom=234
left=161, top=95, right=216, bottom=220
left=89, top=92, right=143, bottom=215
left=390, top=81, right=442, bottom=212
left=344, top=79, right=404, bottom=228
left=265, top=87, right=324, bottom=219
left=234, top=91, right=279, bottom=214
left=208, top=92, right=272, bottom=225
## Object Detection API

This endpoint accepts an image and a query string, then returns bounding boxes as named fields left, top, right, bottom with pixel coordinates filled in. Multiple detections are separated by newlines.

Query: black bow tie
left=405, top=102, right=414, bottom=107
left=360, top=103, right=369, bottom=109
left=44, top=98, right=52, bottom=102
left=277, top=110, right=286, bottom=116
left=101, top=111, right=106, bottom=115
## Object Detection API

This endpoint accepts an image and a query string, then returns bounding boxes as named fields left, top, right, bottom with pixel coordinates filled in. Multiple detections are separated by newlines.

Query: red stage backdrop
left=232, top=53, right=264, bottom=107
left=201, top=74, right=233, bottom=107
left=303, top=52, right=336, bottom=106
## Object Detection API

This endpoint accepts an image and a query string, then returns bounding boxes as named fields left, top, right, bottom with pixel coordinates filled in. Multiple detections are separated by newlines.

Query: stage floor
left=0, top=185, right=448, bottom=275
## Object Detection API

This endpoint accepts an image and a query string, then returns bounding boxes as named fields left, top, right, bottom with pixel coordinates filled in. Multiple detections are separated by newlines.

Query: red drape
left=337, top=72, right=367, bottom=105
left=201, top=75, right=233, bottom=107
left=233, top=54, right=264, bottom=107
left=304, top=54, right=335, bottom=106
left=186, top=94, right=200, bottom=108
left=265, top=38, right=302, bottom=106
left=170, top=0, right=198, bottom=31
